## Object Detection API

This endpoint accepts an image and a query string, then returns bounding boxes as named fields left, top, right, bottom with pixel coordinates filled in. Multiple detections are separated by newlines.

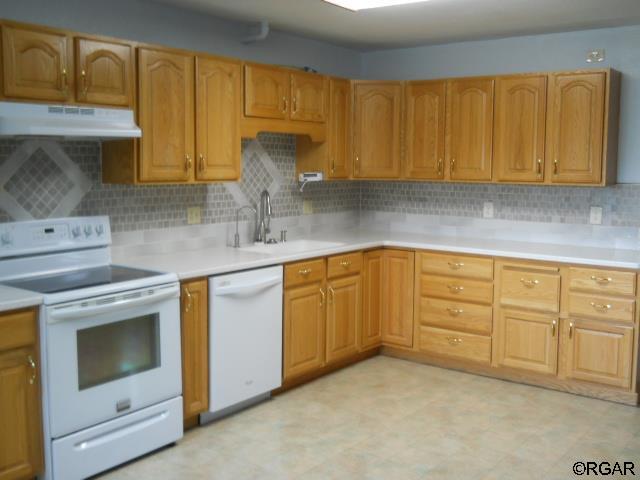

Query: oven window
left=77, top=314, right=160, bottom=390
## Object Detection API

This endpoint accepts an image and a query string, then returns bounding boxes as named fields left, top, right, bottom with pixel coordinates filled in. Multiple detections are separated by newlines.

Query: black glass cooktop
left=4, top=265, right=161, bottom=294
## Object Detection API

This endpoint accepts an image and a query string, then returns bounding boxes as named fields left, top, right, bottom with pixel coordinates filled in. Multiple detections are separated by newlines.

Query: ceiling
left=148, top=0, right=640, bottom=50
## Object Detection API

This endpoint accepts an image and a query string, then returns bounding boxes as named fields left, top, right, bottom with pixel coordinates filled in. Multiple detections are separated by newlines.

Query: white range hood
left=0, top=101, right=141, bottom=139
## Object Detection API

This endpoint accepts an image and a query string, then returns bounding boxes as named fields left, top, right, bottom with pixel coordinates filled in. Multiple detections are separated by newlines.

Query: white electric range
left=0, top=217, right=183, bottom=480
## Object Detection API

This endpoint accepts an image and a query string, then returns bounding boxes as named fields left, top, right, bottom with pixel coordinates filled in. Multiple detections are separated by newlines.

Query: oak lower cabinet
left=381, top=250, right=415, bottom=347
left=0, top=309, right=43, bottom=480
left=180, top=279, right=209, bottom=420
left=361, top=250, right=384, bottom=350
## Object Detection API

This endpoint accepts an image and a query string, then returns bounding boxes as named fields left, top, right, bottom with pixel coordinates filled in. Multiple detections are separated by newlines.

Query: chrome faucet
left=234, top=205, right=257, bottom=248
left=256, top=189, right=273, bottom=244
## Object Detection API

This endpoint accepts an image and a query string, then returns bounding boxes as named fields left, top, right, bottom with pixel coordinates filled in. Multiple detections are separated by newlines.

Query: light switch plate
left=589, top=206, right=603, bottom=225
left=483, top=202, right=494, bottom=219
left=302, top=199, right=313, bottom=215
left=187, top=206, right=202, bottom=224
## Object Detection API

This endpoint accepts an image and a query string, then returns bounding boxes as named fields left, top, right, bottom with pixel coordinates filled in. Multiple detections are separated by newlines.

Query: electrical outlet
left=302, top=199, right=313, bottom=215
left=589, top=206, right=603, bottom=225
left=187, top=206, right=202, bottom=225
left=483, top=202, right=494, bottom=219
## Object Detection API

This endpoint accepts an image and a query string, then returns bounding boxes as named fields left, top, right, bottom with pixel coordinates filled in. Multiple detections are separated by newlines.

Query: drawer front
left=569, top=267, right=636, bottom=297
left=419, top=252, right=493, bottom=280
left=327, top=252, right=363, bottom=279
left=421, top=275, right=493, bottom=304
left=418, top=297, right=492, bottom=335
left=418, top=326, right=491, bottom=364
left=0, top=309, right=37, bottom=351
left=499, top=268, right=560, bottom=313
left=285, top=258, right=325, bottom=287
left=569, top=293, right=635, bottom=324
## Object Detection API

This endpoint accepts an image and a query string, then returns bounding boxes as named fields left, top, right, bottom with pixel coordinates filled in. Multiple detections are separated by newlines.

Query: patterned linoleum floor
left=98, top=356, right=640, bottom=480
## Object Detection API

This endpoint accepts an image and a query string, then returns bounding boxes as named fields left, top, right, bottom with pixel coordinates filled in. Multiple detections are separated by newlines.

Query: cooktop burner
left=3, top=265, right=162, bottom=294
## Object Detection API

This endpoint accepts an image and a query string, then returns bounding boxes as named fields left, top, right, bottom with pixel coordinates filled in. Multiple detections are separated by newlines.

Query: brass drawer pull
left=520, top=278, right=539, bottom=287
left=447, top=261, right=464, bottom=270
left=27, top=355, right=37, bottom=385
left=446, top=337, right=463, bottom=346
left=590, top=275, right=612, bottom=285
left=446, top=307, right=464, bottom=316
left=590, top=301, right=612, bottom=312
left=298, top=268, right=312, bottom=276
left=339, top=260, right=352, bottom=268
left=447, top=285, right=464, bottom=293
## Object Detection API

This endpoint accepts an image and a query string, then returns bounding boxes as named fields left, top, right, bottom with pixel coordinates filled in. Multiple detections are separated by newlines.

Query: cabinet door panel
left=362, top=250, right=383, bottom=349
left=447, top=78, right=494, bottom=181
left=180, top=279, right=208, bottom=419
left=2, top=25, right=70, bottom=101
left=75, top=37, right=132, bottom=106
left=195, top=56, right=241, bottom=181
left=284, top=282, right=325, bottom=380
left=382, top=250, right=415, bottom=347
left=353, top=82, right=402, bottom=178
left=244, top=64, right=288, bottom=120
left=563, top=319, right=633, bottom=389
left=327, top=275, right=361, bottom=363
left=290, top=72, right=326, bottom=122
left=405, top=80, right=446, bottom=179
left=495, top=310, right=558, bottom=375
left=494, top=75, right=546, bottom=182
left=548, top=72, right=605, bottom=184
left=328, top=78, right=351, bottom=178
left=138, top=48, right=194, bottom=182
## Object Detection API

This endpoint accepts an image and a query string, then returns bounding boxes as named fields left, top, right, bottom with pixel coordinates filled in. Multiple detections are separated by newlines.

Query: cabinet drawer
left=569, top=267, right=636, bottom=297
left=285, top=259, right=325, bottom=287
left=418, top=326, right=491, bottom=364
left=327, top=252, right=363, bottom=279
left=568, top=293, right=635, bottom=324
left=0, top=309, right=37, bottom=351
left=418, top=297, right=492, bottom=335
left=419, top=252, right=493, bottom=280
left=499, top=268, right=560, bottom=313
left=421, top=275, right=493, bottom=304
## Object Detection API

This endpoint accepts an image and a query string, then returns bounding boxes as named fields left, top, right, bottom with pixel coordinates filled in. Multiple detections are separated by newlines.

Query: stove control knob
left=71, top=226, right=82, bottom=238
left=83, top=225, right=93, bottom=237
left=0, top=232, right=12, bottom=246
left=95, top=224, right=105, bottom=236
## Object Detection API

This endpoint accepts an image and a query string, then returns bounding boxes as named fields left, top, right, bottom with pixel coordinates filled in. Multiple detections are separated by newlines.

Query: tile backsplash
left=2, top=135, right=640, bottom=233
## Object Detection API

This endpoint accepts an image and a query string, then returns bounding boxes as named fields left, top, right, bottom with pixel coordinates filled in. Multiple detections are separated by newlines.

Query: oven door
left=45, top=283, right=182, bottom=438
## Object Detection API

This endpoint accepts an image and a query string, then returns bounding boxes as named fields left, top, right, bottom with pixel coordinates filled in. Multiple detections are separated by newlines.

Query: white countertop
left=113, top=229, right=640, bottom=280
left=0, top=285, right=43, bottom=313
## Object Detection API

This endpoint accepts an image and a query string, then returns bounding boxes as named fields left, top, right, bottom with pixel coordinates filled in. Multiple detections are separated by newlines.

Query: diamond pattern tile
left=237, top=150, right=274, bottom=207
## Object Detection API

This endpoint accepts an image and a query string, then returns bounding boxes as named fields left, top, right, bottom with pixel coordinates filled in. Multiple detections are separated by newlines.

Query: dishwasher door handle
left=214, top=276, right=282, bottom=297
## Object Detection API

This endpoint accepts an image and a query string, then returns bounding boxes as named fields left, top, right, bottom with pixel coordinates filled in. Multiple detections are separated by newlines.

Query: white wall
left=361, top=26, right=640, bottom=183
left=0, top=0, right=362, bottom=78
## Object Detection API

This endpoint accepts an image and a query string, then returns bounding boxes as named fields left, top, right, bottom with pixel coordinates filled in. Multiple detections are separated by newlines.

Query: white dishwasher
left=202, top=265, right=283, bottom=421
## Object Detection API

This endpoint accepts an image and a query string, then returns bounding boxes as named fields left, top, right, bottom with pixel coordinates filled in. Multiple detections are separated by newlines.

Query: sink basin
left=238, top=239, right=345, bottom=255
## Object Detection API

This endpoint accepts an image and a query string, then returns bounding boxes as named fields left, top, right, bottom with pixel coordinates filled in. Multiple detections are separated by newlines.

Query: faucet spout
left=234, top=205, right=257, bottom=248
left=257, top=189, right=273, bottom=243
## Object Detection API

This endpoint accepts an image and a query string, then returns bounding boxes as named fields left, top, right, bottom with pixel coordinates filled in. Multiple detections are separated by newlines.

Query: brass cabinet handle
left=298, top=268, right=312, bottom=276
left=328, top=285, right=335, bottom=304
left=331, top=160, right=335, bottom=174
left=569, top=321, right=574, bottom=339
left=355, top=155, right=360, bottom=173
left=437, top=158, right=443, bottom=176
left=282, top=97, right=288, bottom=113
left=450, top=158, right=456, bottom=174
left=590, top=301, right=612, bottom=312
left=81, top=69, right=88, bottom=96
left=292, top=96, right=297, bottom=113
left=446, top=307, right=464, bottom=316
left=520, top=278, right=540, bottom=287
left=319, top=288, right=325, bottom=307
left=590, top=275, right=612, bottom=285
left=447, top=284, right=464, bottom=293
left=27, top=355, right=37, bottom=385
left=185, top=154, right=193, bottom=171
left=339, top=260, right=352, bottom=268
left=198, top=154, right=206, bottom=172
left=537, top=158, right=542, bottom=177
left=446, top=337, right=463, bottom=346
left=553, top=159, right=559, bottom=174
left=448, top=261, right=464, bottom=270
left=183, top=287, right=193, bottom=313
left=61, top=67, right=68, bottom=94
left=551, top=319, right=557, bottom=337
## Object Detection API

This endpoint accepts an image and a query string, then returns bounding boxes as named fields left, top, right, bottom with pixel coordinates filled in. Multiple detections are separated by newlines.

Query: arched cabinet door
left=244, top=63, right=289, bottom=120
left=75, top=37, right=133, bottom=107
left=290, top=70, right=326, bottom=122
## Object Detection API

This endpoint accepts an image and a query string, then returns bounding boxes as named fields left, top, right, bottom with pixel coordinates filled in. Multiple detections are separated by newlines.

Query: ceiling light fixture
left=323, top=0, right=431, bottom=11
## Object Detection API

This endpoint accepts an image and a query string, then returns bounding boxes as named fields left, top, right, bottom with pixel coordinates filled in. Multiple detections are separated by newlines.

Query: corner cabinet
left=381, top=250, right=415, bottom=347
left=361, top=250, right=384, bottom=349
left=0, top=309, right=43, bottom=480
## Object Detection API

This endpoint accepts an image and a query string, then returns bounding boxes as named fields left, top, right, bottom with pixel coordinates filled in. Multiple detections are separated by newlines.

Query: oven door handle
left=47, top=284, right=179, bottom=323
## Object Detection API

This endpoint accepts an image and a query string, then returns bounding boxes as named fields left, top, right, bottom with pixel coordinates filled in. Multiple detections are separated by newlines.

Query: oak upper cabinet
left=547, top=71, right=607, bottom=184
left=353, top=81, right=402, bottom=179
left=244, top=63, right=289, bottom=120
left=494, top=75, right=547, bottom=183
left=0, top=309, right=43, bottom=480
left=361, top=250, right=384, bottom=349
left=74, top=37, right=133, bottom=107
left=180, top=279, right=209, bottom=419
left=328, top=78, right=352, bottom=178
left=290, top=71, right=327, bottom=122
left=137, top=47, right=194, bottom=182
left=446, top=78, right=494, bottom=181
left=326, top=274, right=361, bottom=364
left=381, top=250, right=415, bottom=348
left=405, top=80, right=446, bottom=180
left=195, top=56, right=242, bottom=181
left=1, top=24, right=72, bottom=102
left=562, top=318, right=633, bottom=389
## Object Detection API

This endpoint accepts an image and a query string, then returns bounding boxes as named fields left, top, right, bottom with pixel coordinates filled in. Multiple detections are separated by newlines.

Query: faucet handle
left=280, top=230, right=287, bottom=243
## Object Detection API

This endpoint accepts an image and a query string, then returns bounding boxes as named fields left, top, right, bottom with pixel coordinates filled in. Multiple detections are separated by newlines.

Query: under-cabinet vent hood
left=0, top=101, right=141, bottom=139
